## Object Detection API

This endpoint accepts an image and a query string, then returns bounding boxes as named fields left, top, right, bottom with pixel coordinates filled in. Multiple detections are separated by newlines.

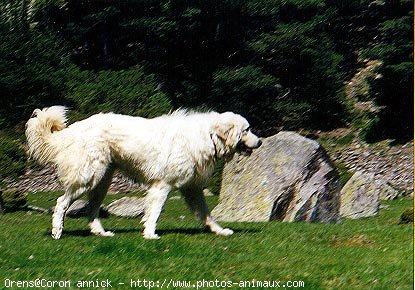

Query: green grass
left=0, top=192, right=413, bottom=290
left=317, top=131, right=355, bottom=151
left=333, top=161, right=354, bottom=188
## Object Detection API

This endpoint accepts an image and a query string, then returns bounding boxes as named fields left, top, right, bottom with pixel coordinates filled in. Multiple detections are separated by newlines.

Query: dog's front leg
left=52, top=194, right=71, bottom=239
left=142, top=183, right=171, bottom=239
left=52, top=188, right=84, bottom=239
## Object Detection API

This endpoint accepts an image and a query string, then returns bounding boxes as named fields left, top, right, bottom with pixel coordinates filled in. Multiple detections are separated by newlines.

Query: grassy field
left=0, top=192, right=413, bottom=290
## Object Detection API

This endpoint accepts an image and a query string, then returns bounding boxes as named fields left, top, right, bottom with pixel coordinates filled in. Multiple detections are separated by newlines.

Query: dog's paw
left=217, top=228, right=234, bottom=236
left=51, top=228, right=62, bottom=240
left=143, top=233, right=160, bottom=240
left=101, top=231, right=115, bottom=237
left=91, top=230, right=115, bottom=237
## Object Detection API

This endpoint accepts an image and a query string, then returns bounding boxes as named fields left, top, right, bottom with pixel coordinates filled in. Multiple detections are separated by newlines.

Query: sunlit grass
left=0, top=192, right=413, bottom=290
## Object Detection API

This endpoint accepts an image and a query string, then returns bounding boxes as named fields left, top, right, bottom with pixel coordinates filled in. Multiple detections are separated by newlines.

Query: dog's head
left=212, top=112, right=262, bottom=157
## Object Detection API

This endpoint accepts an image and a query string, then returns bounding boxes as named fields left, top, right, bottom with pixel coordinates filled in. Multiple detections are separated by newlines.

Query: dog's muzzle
left=236, top=139, right=262, bottom=156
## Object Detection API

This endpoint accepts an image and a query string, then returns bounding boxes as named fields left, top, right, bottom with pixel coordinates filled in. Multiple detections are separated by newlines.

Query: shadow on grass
left=45, top=227, right=260, bottom=238
left=44, top=229, right=92, bottom=237
left=49, top=228, right=142, bottom=237
left=158, top=227, right=261, bottom=236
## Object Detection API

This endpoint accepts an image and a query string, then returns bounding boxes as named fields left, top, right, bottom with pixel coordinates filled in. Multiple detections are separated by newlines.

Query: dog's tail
left=25, top=106, right=68, bottom=164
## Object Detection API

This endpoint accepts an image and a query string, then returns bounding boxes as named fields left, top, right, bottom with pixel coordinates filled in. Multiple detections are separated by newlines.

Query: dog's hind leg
left=87, top=167, right=115, bottom=237
left=141, top=182, right=171, bottom=239
left=52, top=187, right=86, bottom=239
left=182, top=187, right=233, bottom=236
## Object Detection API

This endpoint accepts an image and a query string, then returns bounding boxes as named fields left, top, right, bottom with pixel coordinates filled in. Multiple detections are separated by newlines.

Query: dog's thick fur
left=26, top=106, right=261, bottom=239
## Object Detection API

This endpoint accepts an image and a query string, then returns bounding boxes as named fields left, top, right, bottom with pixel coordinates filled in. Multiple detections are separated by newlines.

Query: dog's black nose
left=257, top=139, right=262, bottom=147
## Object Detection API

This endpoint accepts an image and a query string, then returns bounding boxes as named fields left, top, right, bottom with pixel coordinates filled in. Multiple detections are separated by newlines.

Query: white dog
left=26, top=106, right=261, bottom=239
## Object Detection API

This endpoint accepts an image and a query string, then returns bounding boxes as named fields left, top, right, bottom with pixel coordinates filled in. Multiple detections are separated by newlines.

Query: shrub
left=0, top=29, right=69, bottom=127
left=334, top=161, right=353, bottom=188
left=363, top=11, right=414, bottom=142
left=2, top=189, right=27, bottom=211
left=66, top=66, right=172, bottom=118
left=359, top=116, right=380, bottom=143
left=248, top=17, right=347, bottom=130
left=0, top=134, right=26, bottom=182
left=211, top=65, right=282, bottom=134
left=399, top=208, right=414, bottom=224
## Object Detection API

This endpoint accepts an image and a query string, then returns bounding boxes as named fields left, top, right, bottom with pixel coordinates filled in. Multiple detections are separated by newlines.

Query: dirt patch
left=331, top=234, right=375, bottom=247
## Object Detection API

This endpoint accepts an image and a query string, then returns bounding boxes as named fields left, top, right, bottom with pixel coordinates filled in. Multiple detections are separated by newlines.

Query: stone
left=65, top=200, right=89, bottom=218
left=50, top=199, right=109, bottom=218
left=340, top=171, right=380, bottom=219
left=376, top=179, right=401, bottom=200
left=211, top=131, right=341, bottom=223
left=4, top=165, right=147, bottom=194
left=329, top=138, right=413, bottom=196
left=106, top=196, right=145, bottom=217
left=203, top=188, right=214, bottom=196
left=26, top=205, right=48, bottom=213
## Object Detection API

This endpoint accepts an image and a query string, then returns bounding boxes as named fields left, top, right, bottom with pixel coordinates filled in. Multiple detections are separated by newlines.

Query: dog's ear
left=214, top=123, right=234, bottom=142
left=214, top=114, right=241, bottom=148
left=30, top=109, right=41, bottom=119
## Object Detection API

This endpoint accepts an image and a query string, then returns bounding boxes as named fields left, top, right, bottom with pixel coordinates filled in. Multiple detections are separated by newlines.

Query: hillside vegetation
left=0, top=0, right=413, bottom=179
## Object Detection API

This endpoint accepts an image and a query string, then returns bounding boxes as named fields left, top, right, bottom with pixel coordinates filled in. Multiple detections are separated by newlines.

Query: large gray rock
left=51, top=199, right=108, bottom=218
left=211, top=131, right=340, bottom=223
left=340, top=171, right=380, bottom=219
left=65, top=200, right=89, bottom=218
left=106, top=197, right=145, bottom=217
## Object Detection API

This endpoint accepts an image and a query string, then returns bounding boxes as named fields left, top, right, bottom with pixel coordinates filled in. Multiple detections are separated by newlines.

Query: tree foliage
left=0, top=0, right=413, bottom=141
left=0, top=1, right=69, bottom=126
left=66, top=66, right=172, bottom=118
left=0, top=134, right=26, bottom=181
left=362, top=1, right=414, bottom=142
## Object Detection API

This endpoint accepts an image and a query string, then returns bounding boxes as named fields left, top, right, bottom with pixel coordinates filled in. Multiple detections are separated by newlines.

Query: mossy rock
left=212, top=132, right=341, bottom=223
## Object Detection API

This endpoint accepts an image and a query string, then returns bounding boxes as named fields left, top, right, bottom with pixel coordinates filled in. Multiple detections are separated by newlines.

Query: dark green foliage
left=0, top=0, right=72, bottom=127
left=0, top=134, right=26, bottom=182
left=248, top=16, right=347, bottom=129
left=29, top=0, right=354, bottom=134
left=0, top=29, right=69, bottom=126
left=278, top=0, right=326, bottom=22
left=359, top=115, right=380, bottom=142
left=66, top=66, right=172, bottom=117
left=365, top=62, right=413, bottom=143
left=399, top=208, right=414, bottom=224
left=211, top=66, right=282, bottom=134
left=2, top=189, right=27, bottom=211
left=362, top=4, right=414, bottom=142
left=0, top=0, right=413, bottom=141
left=334, top=161, right=353, bottom=188
left=0, top=0, right=412, bottom=182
